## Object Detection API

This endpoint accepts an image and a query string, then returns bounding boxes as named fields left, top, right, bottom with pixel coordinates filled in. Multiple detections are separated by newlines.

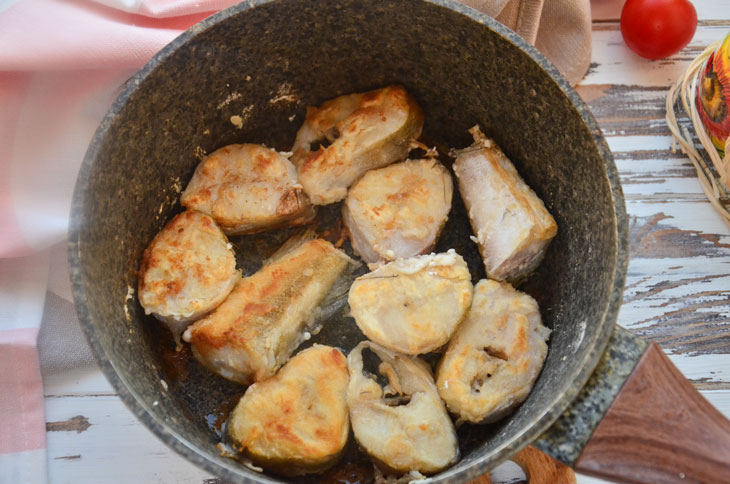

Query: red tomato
left=620, top=0, right=697, bottom=60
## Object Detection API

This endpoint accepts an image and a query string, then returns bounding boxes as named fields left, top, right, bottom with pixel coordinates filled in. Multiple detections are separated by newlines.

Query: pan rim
left=68, top=0, right=628, bottom=482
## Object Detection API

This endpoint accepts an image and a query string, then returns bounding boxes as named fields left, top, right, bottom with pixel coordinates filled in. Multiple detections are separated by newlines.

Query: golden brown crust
left=348, top=251, right=473, bottom=355
left=183, top=237, right=353, bottom=384
left=276, top=186, right=308, bottom=217
left=137, top=210, right=238, bottom=337
left=343, top=158, right=453, bottom=263
left=228, top=345, right=349, bottom=475
left=436, top=279, right=550, bottom=423
left=291, top=85, right=424, bottom=205
left=180, top=143, right=316, bottom=234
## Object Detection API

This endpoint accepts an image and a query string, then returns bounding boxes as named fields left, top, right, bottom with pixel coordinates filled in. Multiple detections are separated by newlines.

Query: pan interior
left=70, top=0, right=621, bottom=482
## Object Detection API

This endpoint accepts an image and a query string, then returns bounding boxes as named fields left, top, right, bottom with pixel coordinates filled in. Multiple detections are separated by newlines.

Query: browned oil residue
left=160, top=337, right=191, bottom=384
left=318, top=217, right=347, bottom=247
left=205, top=392, right=244, bottom=439
left=298, top=438, right=374, bottom=484
left=317, top=459, right=374, bottom=484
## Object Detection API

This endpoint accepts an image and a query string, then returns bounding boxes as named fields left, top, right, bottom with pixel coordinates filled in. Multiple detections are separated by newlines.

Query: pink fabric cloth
left=0, top=253, right=50, bottom=483
left=0, top=1, right=235, bottom=481
left=0, top=328, right=46, bottom=455
left=0, top=1, right=222, bottom=71
left=1, top=0, right=238, bottom=258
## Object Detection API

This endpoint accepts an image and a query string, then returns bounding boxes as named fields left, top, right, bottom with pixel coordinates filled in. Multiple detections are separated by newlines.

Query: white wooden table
left=43, top=1, right=730, bottom=483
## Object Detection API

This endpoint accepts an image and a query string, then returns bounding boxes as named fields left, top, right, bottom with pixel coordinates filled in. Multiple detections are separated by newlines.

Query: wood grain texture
left=586, top=25, right=730, bottom=86
left=512, top=446, right=576, bottom=484
left=586, top=11, right=730, bottom=406
left=575, top=344, right=730, bottom=483
left=623, top=210, right=730, bottom=361
left=618, top=201, right=730, bottom=389
left=591, top=0, right=730, bottom=22
left=469, top=446, right=575, bottom=484
left=44, top=395, right=213, bottom=484
left=46, top=416, right=91, bottom=433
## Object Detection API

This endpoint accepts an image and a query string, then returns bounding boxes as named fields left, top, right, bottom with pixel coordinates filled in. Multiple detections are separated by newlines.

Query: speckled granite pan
left=69, top=1, right=630, bottom=483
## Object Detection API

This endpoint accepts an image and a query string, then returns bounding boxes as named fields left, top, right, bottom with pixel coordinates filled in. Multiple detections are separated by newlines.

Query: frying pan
left=68, top=1, right=730, bottom=482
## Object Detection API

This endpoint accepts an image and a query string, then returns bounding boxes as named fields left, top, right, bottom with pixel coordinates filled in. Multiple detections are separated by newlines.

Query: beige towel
left=462, top=0, right=592, bottom=85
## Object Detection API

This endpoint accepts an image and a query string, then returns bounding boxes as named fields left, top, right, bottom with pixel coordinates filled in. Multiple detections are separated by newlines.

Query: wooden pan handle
left=575, top=343, right=730, bottom=483
left=468, top=445, right=577, bottom=484
left=512, top=446, right=577, bottom=484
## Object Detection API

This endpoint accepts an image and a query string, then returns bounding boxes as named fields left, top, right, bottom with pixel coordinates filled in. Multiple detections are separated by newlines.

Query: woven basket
left=666, top=38, right=730, bottom=229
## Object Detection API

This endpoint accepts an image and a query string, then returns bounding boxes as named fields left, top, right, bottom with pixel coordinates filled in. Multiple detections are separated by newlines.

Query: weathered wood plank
left=575, top=84, right=698, bottom=139
left=614, top=153, right=710, bottom=199
left=585, top=25, right=730, bottom=86
left=621, top=271, right=730, bottom=357
left=576, top=84, right=671, bottom=137
left=622, top=201, right=730, bottom=362
left=628, top=207, right=730, bottom=258
left=42, top=366, right=115, bottom=398
left=667, top=354, right=730, bottom=391
left=45, top=395, right=214, bottom=484
left=626, top=199, right=730, bottom=240
left=705, top=389, right=730, bottom=417
left=606, top=135, right=673, bottom=153
left=592, top=0, right=730, bottom=22
left=45, top=391, right=729, bottom=484
left=617, top=159, right=704, bottom=198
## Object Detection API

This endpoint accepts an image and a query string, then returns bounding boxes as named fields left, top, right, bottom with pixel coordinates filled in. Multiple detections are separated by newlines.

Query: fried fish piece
left=180, top=143, right=316, bottom=234
left=346, top=341, right=458, bottom=474
left=453, top=126, right=557, bottom=283
left=436, top=279, right=551, bottom=423
left=291, top=85, right=424, bottom=205
left=348, top=251, right=473, bottom=355
left=137, top=210, right=238, bottom=344
left=228, top=345, right=350, bottom=476
left=343, top=158, right=453, bottom=263
left=182, top=233, right=355, bottom=384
